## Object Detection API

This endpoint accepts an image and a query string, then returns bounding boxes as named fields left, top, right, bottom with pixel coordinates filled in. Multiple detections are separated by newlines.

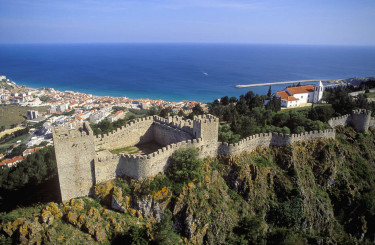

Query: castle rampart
left=94, top=117, right=154, bottom=150
left=53, top=110, right=371, bottom=201
left=53, top=122, right=96, bottom=201
left=328, top=109, right=373, bottom=132
left=153, top=121, right=194, bottom=146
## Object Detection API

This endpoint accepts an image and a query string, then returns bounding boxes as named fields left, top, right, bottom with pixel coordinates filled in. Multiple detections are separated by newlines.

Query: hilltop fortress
left=53, top=109, right=374, bottom=201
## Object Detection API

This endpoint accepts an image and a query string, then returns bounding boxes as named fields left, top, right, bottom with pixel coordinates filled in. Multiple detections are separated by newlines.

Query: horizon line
left=0, top=41, right=375, bottom=48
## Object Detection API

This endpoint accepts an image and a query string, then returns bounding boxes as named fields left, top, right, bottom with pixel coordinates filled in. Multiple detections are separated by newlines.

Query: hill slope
left=1, top=126, right=374, bottom=244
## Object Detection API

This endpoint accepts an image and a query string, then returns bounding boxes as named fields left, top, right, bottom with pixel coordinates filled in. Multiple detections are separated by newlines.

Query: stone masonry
left=53, top=110, right=374, bottom=201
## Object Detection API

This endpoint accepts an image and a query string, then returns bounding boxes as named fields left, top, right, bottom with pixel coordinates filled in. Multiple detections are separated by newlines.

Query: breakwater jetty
left=235, top=79, right=343, bottom=88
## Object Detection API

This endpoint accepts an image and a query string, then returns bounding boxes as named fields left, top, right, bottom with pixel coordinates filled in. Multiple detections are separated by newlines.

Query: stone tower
left=193, top=114, right=219, bottom=143
left=350, top=109, right=371, bottom=132
left=313, top=81, right=324, bottom=103
left=52, top=122, right=96, bottom=201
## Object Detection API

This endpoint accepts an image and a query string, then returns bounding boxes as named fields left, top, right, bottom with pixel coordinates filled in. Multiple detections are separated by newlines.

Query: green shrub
left=152, top=209, right=180, bottom=244
left=167, top=148, right=203, bottom=184
left=268, top=197, right=304, bottom=228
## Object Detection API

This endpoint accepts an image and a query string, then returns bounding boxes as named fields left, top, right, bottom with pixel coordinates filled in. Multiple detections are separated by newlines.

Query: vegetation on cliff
left=1, top=126, right=375, bottom=244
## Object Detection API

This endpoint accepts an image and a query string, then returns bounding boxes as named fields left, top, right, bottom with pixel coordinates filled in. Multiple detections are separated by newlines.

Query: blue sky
left=0, top=0, right=374, bottom=45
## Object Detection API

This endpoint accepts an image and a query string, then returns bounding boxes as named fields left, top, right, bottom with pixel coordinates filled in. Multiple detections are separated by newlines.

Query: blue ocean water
left=0, top=43, right=374, bottom=102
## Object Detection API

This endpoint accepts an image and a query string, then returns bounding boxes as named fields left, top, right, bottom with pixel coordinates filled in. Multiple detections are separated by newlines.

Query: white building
left=27, top=110, right=39, bottom=120
left=107, top=110, right=125, bottom=122
left=276, top=81, right=324, bottom=108
left=89, top=107, right=112, bottom=123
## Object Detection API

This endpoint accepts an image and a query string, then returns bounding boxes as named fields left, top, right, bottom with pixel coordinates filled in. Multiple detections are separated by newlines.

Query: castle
left=53, top=109, right=374, bottom=201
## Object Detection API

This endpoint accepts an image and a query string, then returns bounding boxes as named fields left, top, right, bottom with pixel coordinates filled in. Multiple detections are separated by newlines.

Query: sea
left=0, top=43, right=374, bottom=102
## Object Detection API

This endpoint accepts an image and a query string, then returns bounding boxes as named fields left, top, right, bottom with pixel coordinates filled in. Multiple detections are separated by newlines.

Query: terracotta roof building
left=275, top=81, right=324, bottom=108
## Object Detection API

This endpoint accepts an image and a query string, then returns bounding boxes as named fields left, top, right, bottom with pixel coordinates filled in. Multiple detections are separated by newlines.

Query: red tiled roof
left=276, top=91, right=298, bottom=101
left=286, top=85, right=314, bottom=95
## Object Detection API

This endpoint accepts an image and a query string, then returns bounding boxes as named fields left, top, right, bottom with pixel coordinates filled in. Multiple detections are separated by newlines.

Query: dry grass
left=0, top=104, right=49, bottom=129
left=0, top=126, right=25, bottom=138
left=110, top=141, right=162, bottom=155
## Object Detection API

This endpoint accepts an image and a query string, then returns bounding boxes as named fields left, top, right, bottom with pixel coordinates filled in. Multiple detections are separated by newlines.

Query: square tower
left=193, top=114, right=219, bottom=143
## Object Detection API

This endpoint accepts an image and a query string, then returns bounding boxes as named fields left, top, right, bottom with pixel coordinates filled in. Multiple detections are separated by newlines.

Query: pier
left=235, top=79, right=343, bottom=88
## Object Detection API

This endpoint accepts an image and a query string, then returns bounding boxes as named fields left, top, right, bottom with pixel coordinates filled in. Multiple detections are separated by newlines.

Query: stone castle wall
left=218, top=129, right=335, bottom=155
left=94, top=117, right=154, bottom=150
left=94, top=116, right=195, bottom=151
left=53, top=122, right=96, bottom=201
left=153, top=122, right=194, bottom=146
left=53, top=110, right=372, bottom=201
left=328, top=115, right=351, bottom=128
left=328, top=109, right=373, bottom=132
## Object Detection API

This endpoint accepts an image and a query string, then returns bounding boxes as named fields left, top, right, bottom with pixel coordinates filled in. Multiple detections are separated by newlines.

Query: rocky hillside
left=1, top=126, right=374, bottom=244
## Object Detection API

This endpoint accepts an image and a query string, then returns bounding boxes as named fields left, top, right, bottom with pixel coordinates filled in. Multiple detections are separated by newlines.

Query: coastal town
left=0, top=75, right=205, bottom=168
left=1, top=74, right=374, bottom=169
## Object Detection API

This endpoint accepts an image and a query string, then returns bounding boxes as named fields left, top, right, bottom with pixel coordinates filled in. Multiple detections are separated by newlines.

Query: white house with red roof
left=276, top=81, right=324, bottom=108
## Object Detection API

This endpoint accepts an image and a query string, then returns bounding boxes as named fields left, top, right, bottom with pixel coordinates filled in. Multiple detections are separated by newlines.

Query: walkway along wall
left=53, top=110, right=373, bottom=201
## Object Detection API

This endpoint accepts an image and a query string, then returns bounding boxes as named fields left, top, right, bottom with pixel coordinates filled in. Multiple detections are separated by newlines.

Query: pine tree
left=267, top=86, right=272, bottom=98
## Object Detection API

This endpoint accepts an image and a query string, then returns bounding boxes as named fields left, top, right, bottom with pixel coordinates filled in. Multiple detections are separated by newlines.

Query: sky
left=0, top=0, right=374, bottom=46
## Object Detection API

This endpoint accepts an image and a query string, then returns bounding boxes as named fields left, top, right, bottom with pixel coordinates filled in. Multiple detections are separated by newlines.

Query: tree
left=147, top=107, right=159, bottom=116
left=177, top=110, right=185, bottom=117
left=244, top=91, right=255, bottom=106
left=192, top=104, right=204, bottom=116
left=0, top=146, right=57, bottom=190
left=39, top=96, right=50, bottom=102
left=308, top=106, right=334, bottom=122
left=167, top=148, right=203, bottom=185
left=233, top=215, right=266, bottom=244
left=153, top=210, right=180, bottom=245
left=235, top=98, right=249, bottom=115
left=229, top=96, right=238, bottom=104
left=219, top=124, right=241, bottom=143
left=324, top=86, right=355, bottom=115
left=267, top=86, right=272, bottom=98
left=266, top=96, right=281, bottom=112
left=232, top=115, right=259, bottom=138
left=221, top=96, right=229, bottom=106
left=11, top=144, right=27, bottom=157
left=159, top=107, right=173, bottom=118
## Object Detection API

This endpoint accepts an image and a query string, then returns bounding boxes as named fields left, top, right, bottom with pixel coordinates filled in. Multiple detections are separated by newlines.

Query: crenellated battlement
left=328, top=109, right=373, bottom=132
left=53, top=122, right=93, bottom=142
left=194, top=114, right=220, bottom=124
left=218, top=129, right=335, bottom=155
left=95, top=116, right=154, bottom=140
left=153, top=116, right=194, bottom=134
left=352, top=109, right=371, bottom=115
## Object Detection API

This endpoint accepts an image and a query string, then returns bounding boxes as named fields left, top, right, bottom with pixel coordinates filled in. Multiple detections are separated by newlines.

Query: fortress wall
left=153, top=122, right=194, bottom=146
left=328, top=115, right=351, bottom=128
left=218, top=130, right=334, bottom=156
left=290, top=129, right=335, bottom=143
left=350, top=109, right=371, bottom=132
left=94, top=151, right=120, bottom=184
left=193, top=115, right=219, bottom=141
left=53, top=122, right=96, bottom=201
left=116, top=138, right=203, bottom=179
left=94, top=117, right=154, bottom=150
left=153, top=116, right=194, bottom=135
